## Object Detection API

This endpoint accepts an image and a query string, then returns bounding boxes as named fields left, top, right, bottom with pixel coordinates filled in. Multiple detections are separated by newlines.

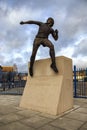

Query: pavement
left=0, top=95, right=87, bottom=130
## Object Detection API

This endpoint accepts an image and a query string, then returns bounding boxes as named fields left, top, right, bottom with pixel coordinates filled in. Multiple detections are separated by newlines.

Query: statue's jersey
left=36, top=23, right=53, bottom=38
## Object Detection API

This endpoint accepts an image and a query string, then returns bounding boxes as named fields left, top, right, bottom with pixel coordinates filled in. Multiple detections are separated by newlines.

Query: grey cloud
left=0, top=0, right=58, bottom=9
left=73, top=38, right=87, bottom=57
left=54, top=0, right=87, bottom=50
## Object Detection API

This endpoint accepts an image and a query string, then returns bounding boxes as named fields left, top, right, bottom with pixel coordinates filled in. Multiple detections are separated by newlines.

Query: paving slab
left=0, top=113, right=24, bottom=124
left=74, top=98, right=87, bottom=107
left=0, top=122, right=4, bottom=126
left=0, top=95, right=21, bottom=106
left=0, top=105, right=20, bottom=115
left=0, top=122, right=35, bottom=130
left=81, top=103, right=87, bottom=108
left=20, top=115, right=53, bottom=129
left=16, top=109, right=40, bottom=118
left=74, top=107, right=87, bottom=114
left=79, top=122, right=87, bottom=130
left=50, top=117, right=84, bottom=130
left=64, top=111, right=87, bottom=122
left=38, top=124, right=64, bottom=130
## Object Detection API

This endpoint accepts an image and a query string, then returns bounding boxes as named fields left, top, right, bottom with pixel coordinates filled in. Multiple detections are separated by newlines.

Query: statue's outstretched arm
left=20, top=20, right=42, bottom=26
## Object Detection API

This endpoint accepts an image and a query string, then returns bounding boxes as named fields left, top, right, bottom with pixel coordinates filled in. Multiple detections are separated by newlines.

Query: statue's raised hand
left=55, top=29, right=58, bottom=33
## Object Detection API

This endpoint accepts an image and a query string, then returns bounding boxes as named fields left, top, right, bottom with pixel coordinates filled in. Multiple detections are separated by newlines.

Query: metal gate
left=73, top=65, right=87, bottom=98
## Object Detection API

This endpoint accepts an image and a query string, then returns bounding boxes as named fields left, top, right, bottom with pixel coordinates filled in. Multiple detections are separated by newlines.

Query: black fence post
left=74, top=65, right=77, bottom=98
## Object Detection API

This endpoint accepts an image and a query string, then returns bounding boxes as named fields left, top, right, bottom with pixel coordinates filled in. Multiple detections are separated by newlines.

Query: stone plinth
left=20, top=56, right=73, bottom=115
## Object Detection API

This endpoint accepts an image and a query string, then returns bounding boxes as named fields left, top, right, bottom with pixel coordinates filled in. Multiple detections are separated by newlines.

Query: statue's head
left=46, top=17, right=54, bottom=27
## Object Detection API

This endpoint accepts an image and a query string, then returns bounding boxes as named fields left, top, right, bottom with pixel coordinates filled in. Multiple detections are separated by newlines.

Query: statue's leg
left=50, top=49, right=58, bottom=73
left=50, top=47, right=58, bottom=73
left=43, top=39, right=58, bottom=73
left=29, top=43, right=40, bottom=77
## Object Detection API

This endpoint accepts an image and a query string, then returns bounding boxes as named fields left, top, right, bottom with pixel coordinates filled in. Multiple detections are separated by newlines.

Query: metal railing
left=1, top=66, right=87, bottom=97
left=73, top=65, right=87, bottom=98
left=0, top=80, right=26, bottom=95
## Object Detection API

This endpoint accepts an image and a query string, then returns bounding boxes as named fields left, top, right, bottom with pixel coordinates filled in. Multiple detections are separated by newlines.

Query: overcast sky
left=0, top=0, right=87, bottom=72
